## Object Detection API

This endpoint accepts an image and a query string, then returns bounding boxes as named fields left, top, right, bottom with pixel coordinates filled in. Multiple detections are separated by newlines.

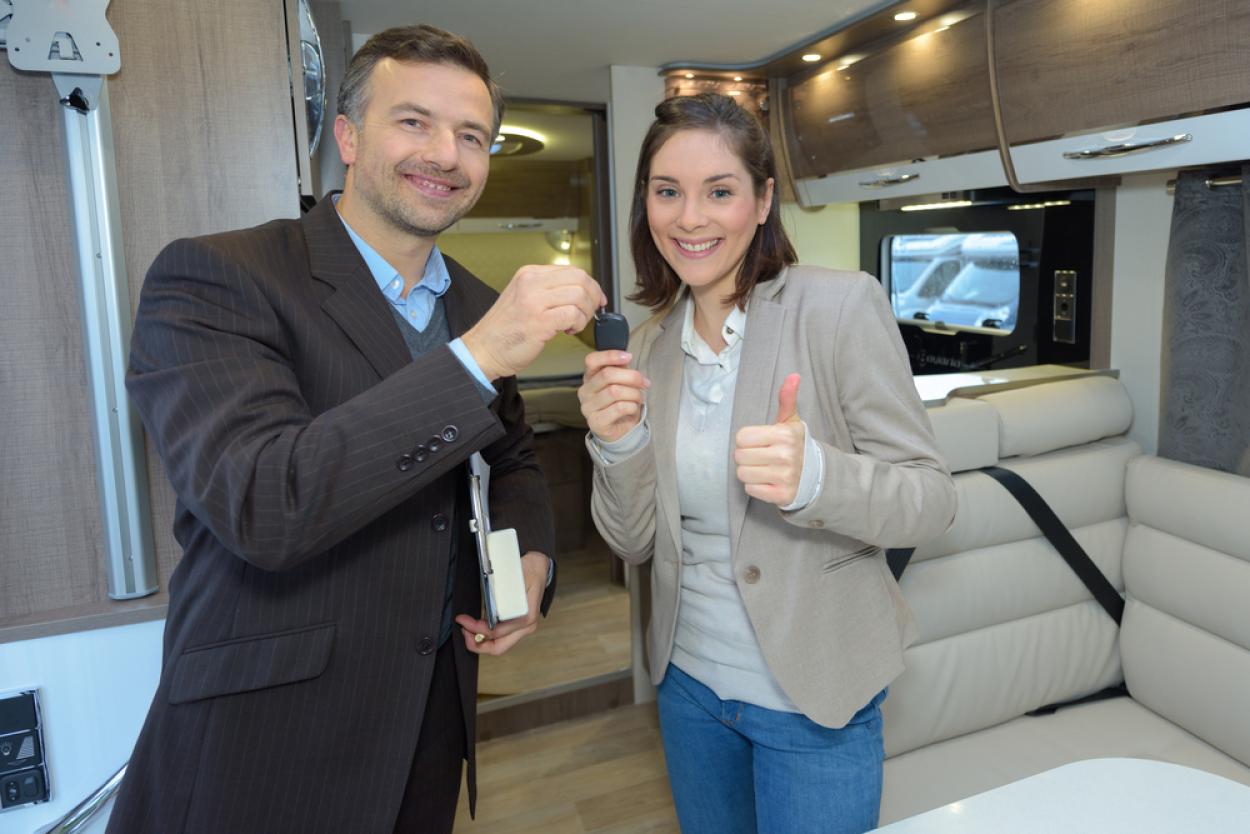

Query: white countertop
left=873, top=758, right=1250, bottom=834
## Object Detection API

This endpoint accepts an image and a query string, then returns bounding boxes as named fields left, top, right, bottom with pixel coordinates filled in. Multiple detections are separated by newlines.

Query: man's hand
left=461, top=265, right=607, bottom=381
left=733, top=373, right=806, bottom=507
left=455, top=551, right=550, bottom=656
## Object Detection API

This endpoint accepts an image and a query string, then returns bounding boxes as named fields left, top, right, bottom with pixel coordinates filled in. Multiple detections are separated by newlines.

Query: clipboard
left=467, top=453, right=529, bottom=629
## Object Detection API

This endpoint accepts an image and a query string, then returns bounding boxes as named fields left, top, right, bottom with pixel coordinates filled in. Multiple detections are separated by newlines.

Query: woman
left=578, top=93, right=956, bottom=834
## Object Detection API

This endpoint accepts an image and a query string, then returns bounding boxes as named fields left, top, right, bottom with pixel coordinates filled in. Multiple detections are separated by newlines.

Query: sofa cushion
left=881, top=697, right=1250, bottom=825
left=883, top=600, right=1121, bottom=758
left=1121, top=455, right=1250, bottom=769
left=911, top=437, right=1139, bottom=564
left=981, top=375, right=1133, bottom=459
left=926, top=396, right=1000, bottom=474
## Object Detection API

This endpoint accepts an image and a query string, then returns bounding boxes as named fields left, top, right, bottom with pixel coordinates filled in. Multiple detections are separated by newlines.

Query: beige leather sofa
left=880, top=375, right=1250, bottom=823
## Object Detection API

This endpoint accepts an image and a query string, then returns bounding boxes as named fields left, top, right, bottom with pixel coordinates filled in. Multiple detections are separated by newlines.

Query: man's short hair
left=338, top=24, right=505, bottom=134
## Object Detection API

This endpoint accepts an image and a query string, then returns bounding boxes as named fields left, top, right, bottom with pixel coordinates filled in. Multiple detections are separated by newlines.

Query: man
left=107, top=24, right=606, bottom=834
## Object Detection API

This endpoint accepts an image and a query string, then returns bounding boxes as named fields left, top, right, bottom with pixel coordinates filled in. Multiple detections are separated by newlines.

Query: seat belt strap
left=980, top=465, right=1124, bottom=624
left=887, top=467, right=1124, bottom=626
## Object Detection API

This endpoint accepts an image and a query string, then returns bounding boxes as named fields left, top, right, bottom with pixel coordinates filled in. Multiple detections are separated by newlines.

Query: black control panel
left=0, top=691, right=50, bottom=811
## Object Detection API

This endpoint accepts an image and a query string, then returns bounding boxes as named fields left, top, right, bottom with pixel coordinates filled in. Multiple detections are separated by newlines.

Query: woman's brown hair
left=628, top=93, right=797, bottom=312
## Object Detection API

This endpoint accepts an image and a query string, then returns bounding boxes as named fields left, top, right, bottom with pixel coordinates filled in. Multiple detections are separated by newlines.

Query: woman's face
left=645, top=129, right=773, bottom=300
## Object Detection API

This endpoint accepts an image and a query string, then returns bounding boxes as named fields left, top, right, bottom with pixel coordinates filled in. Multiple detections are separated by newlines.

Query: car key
left=593, top=309, right=630, bottom=352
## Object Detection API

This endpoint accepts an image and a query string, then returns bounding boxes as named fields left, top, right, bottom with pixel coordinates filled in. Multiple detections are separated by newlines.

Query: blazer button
left=413, top=444, right=429, bottom=463
left=396, top=454, right=415, bottom=472
left=417, top=636, right=435, bottom=655
left=744, top=565, right=761, bottom=584
left=441, top=425, right=459, bottom=443
left=431, top=513, right=449, bottom=532
left=427, top=435, right=443, bottom=453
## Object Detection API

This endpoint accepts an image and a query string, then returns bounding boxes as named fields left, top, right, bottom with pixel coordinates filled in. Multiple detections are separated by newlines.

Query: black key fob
left=594, top=311, right=630, bottom=352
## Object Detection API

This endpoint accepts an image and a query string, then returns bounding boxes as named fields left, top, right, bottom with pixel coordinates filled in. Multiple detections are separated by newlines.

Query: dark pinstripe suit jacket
left=108, top=197, right=555, bottom=834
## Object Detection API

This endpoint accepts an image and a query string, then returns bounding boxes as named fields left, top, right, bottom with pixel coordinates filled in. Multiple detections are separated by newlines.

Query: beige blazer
left=590, top=265, right=957, bottom=728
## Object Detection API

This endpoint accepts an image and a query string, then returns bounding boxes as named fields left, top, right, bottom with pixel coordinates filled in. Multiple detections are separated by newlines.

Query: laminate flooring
left=477, top=533, right=631, bottom=699
left=454, top=703, right=678, bottom=833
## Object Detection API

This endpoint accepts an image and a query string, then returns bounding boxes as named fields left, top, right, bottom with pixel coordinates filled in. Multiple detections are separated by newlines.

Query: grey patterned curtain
left=1158, top=165, right=1250, bottom=476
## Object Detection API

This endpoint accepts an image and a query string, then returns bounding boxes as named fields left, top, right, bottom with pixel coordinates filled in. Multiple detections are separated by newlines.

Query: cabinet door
left=991, top=0, right=1250, bottom=146
left=783, top=5, right=999, bottom=181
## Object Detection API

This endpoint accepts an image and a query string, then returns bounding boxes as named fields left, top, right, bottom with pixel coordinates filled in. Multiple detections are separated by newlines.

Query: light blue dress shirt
left=334, top=200, right=494, bottom=395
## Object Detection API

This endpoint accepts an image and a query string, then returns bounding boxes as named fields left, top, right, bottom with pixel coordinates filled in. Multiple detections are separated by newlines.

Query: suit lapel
left=440, top=257, right=482, bottom=339
left=728, top=271, right=789, bottom=561
left=303, top=198, right=411, bottom=380
left=650, top=303, right=686, bottom=560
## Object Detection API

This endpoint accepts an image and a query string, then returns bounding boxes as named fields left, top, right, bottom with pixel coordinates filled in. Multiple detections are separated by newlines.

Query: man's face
left=337, top=59, right=494, bottom=237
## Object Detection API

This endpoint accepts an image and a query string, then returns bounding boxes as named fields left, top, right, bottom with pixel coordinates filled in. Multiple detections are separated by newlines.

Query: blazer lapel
left=728, top=270, right=789, bottom=560
left=649, top=302, right=686, bottom=560
left=303, top=198, right=411, bottom=380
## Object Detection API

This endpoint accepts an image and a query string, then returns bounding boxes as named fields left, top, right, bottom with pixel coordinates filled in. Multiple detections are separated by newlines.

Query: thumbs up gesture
left=733, top=373, right=807, bottom=507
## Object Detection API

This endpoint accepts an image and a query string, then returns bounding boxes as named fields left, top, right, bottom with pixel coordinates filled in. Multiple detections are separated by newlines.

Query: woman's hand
left=734, top=374, right=806, bottom=506
left=579, top=350, right=650, bottom=443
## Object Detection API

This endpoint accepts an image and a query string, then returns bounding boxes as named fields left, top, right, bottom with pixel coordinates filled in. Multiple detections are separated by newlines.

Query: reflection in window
left=884, top=232, right=1020, bottom=334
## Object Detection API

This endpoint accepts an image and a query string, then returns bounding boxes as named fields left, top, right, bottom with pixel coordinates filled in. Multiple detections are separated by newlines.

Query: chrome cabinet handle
left=859, top=172, right=920, bottom=189
left=1062, top=133, right=1192, bottom=160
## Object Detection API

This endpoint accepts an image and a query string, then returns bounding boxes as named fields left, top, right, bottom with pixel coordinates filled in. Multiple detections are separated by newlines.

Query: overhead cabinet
left=783, top=0, right=1250, bottom=205
left=784, top=6, right=1006, bottom=205
left=991, top=0, right=1250, bottom=184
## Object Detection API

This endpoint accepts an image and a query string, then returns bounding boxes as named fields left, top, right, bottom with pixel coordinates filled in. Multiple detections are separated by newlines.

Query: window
left=884, top=232, right=1021, bottom=334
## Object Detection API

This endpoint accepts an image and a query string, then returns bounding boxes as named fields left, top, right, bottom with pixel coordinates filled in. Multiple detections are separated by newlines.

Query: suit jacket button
left=442, top=425, right=459, bottom=443
left=431, top=513, right=448, bottom=532
left=427, top=435, right=443, bottom=453
left=744, top=565, right=761, bottom=584
left=396, top=454, right=415, bottom=472
left=413, top=444, right=429, bottom=463
left=417, top=636, right=435, bottom=655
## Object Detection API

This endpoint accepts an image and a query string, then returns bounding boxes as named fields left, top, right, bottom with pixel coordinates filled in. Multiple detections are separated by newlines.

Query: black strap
left=886, top=547, right=915, bottom=581
left=981, top=465, right=1124, bottom=625
left=887, top=467, right=1123, bottom=625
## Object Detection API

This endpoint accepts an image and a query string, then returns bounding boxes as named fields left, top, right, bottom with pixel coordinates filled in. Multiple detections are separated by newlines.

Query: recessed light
left=802, top=53, right=822, bottom=62
left=684, top=72, right=694, bottom=79
left=733, top=75, right=743, bottom=82
left=894, top=11, right=918, bottom=21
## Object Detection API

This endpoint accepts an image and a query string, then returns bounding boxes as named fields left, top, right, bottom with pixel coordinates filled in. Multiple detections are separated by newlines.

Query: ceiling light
left=728, top=90, right=742, bottom=96
left=490, top=124, right=546, bottom=156
left=802, top=53, right=822, bottom=62
left=684, top=72, right=694, bottom=79
left=894, top=11, right=918, bottom=21
left=900, top=200, right=973, bottom=212
left=1007, top=200, right=1072, bottom=211
left=733, top=75, right=743, bottom=82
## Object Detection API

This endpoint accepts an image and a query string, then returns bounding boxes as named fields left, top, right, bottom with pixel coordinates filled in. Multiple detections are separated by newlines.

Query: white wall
left=0, top=620, right=163, bottom=833
left=1109, top=172, right=1175, bottom=454
left=608, top=65, right=666, bottom=330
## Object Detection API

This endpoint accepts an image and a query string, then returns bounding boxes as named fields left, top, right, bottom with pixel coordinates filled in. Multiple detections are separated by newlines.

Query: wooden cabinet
left=991, top=0, right=1250, bottom=184
left=992, top=0, right=1250, bottom=146
left=781, top=0, right=1250, bottom=204
left=783, top=4, right=1005, bottom=203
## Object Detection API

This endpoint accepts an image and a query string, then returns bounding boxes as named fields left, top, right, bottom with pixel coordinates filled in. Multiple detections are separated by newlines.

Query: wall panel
left=1, top=0, right=300, bottom=627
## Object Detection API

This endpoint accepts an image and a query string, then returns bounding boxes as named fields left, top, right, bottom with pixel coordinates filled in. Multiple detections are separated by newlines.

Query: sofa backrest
left=884, top=376, right=1139, bottom=757
left=1122, top=455, right=1250, bottom=768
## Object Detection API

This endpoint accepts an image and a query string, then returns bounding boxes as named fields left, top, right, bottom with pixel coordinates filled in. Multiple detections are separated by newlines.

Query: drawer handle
left=859, top=173, right=920, bottom=189
left=1062, top=133, right=1192, bottom=160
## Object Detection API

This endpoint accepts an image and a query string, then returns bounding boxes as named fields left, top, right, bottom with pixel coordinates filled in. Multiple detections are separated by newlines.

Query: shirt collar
left=332, top=194, right=451, bottom=303
left=679, top=294, right=748, bottom=366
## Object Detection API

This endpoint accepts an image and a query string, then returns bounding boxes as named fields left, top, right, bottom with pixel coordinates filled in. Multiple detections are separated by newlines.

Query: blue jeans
left=656, top=664, right=886, bottom=834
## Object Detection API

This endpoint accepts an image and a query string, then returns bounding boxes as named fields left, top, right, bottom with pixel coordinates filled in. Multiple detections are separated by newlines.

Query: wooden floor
left=477, top=534, right=631, bottom=699
left=455, top=703, right=678, bottom=833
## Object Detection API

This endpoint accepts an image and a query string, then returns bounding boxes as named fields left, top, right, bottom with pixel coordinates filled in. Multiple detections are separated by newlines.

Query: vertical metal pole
left=55, top=74, right=158, bottom=599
